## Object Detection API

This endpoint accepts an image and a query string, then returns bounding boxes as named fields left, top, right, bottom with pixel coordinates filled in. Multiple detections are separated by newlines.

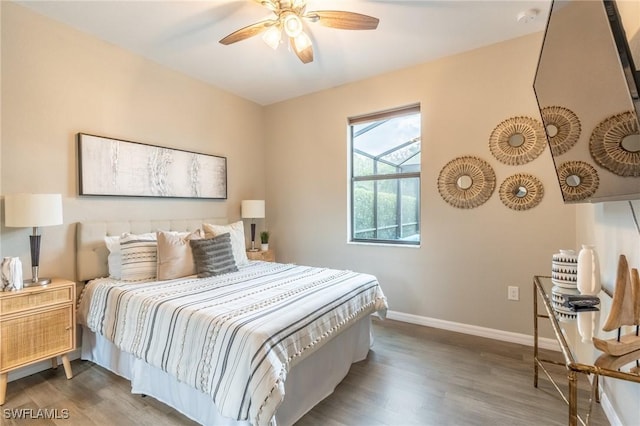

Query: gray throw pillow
left=189, top=233, right=238, bottom=278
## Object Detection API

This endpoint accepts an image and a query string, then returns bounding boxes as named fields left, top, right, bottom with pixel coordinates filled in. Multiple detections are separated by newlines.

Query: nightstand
left=0, top=278, right=76, bottom=405
left=246, top=249, right=275, bottom=262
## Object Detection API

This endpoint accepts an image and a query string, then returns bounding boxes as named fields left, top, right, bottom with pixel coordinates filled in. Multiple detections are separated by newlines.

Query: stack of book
left=561, top=294, right=600, bottom=312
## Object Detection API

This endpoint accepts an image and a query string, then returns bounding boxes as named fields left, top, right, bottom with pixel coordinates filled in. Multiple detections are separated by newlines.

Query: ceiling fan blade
left=290, top=36, right=314, bottom=64
left=305, top=10, right=379, bottom=30
left=219, top=19, right=277, bottom=45
left=254, top=0, right=278, bottom=12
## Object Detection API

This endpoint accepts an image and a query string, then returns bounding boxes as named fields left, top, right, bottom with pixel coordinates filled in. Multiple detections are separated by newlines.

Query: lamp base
left=23, top=277, right=51, bottom=287
left=247, top=248, right=260, bottom=252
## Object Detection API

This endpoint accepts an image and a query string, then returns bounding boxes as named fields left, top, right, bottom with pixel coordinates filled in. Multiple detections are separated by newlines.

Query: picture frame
left=78, top=133, right=227, bottom=199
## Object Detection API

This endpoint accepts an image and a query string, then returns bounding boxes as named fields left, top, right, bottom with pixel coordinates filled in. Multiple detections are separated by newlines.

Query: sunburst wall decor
left=499, top=173, right=544, bottom=211
left=489, top=116, right=546, bottom=165
left=437, top=156, right=496, bottom=209
left=557, top=161, right=600, bottom=202
left=540, top=106, right=581, bottom=156
left=589, top=111, right=640, bottom=177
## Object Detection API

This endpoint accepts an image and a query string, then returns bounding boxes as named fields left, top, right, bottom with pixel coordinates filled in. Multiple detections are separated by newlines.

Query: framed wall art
left=78, top=133, right=227, bottom=199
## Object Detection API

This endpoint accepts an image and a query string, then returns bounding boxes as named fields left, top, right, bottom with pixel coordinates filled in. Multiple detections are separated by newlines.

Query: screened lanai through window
left=349, top=105, right=421, bottom=244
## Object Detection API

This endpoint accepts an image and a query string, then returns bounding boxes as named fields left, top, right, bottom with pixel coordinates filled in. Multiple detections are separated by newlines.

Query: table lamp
left=241, top=200, right=265, bottom=252
left=4, top=193, right=63, bottom=286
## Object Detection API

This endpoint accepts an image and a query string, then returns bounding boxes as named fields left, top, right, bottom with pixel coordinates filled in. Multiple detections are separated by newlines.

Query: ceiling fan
left=219, top=0, right=379, bottom=64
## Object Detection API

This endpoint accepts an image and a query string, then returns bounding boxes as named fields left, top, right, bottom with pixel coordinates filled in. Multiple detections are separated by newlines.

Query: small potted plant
left=260, top=231, right=270, bottom=251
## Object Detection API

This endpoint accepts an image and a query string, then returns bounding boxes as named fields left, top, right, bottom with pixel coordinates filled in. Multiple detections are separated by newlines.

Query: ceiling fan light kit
left=262, top=25, right=282, bottom=49
left=219, top=0, right=379, bottom=64
left=283, top=12, right=303, bottom=37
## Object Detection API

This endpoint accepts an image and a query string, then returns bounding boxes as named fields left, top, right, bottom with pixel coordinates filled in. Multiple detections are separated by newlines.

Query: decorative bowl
left=552, top=263, right=578, bottom=274
left=551, top=272, right=578, bottom=282
left=552, top=249, right=578, bottom=263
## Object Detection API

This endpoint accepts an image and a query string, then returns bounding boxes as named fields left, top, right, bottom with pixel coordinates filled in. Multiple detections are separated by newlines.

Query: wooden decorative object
left=498, top=173, right=544, bottom=211
left=489, top=116, right=546, bottom=165
left=595, top=348, right=640, bottom=372
left=437, top=156, right=495, bottom=209
left=557, top=161, right=599, bottom=202
left=246, top=249, right=275, bottom=262
left=540, top=106, right=581, bottom=156
left=589, top=111, right=640, bottom=177
left=592, top=256, right=640, bottom=356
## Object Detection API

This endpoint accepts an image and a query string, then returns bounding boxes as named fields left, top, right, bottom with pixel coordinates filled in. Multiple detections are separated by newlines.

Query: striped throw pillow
left=189, top=233, right=238, bottom=278
left=120, top=232, right=158, bottom=282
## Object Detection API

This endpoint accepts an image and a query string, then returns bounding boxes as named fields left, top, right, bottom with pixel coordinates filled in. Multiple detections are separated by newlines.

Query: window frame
left=348, top=104, right=421, bottom=246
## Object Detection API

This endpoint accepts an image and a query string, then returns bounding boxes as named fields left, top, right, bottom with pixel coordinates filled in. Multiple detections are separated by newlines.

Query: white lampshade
left=5, top=193, right=63, bottom=227
left=241, top=200, right=265, bottom=219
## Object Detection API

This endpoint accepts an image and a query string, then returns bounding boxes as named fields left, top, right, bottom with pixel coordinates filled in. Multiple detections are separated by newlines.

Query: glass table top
left=536, top=275, right=640, bottom=377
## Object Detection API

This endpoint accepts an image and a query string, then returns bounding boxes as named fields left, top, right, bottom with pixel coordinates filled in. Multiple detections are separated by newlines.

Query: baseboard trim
left=7, top=349, right=82, bottom=383
left=600, top=389, right=623, bottom=426
left=385, top=310, right=560, bottom=351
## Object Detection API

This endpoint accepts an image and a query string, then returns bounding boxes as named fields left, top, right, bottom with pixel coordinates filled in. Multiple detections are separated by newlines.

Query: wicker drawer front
left=0, top=287, right=72, bottom=315
left=0, top=306, right=74, bottom=372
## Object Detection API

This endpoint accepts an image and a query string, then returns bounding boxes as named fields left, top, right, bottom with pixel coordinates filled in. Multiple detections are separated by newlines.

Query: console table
left=533, top=275, right=640, bottom=426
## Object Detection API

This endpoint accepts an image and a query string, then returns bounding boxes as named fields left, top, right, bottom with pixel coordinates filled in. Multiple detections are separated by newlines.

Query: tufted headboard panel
left=76, top=218, right=228, bottom=282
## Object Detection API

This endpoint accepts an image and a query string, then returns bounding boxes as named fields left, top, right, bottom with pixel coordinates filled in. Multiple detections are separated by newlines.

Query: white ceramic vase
left=576, top=245, right=601, bottom=295
left=1, top=257, right=23, bottom=291
left=577, top=310, right=599, bottom=343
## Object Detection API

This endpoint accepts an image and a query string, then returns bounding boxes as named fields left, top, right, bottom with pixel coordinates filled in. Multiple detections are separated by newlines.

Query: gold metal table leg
left=569, top=370, right=578, bottom=426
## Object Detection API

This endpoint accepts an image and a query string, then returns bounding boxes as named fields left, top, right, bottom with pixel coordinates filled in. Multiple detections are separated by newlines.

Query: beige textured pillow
left=156, top=229, right=203, bottom=280
left=203, top=221, right=249, bottom=266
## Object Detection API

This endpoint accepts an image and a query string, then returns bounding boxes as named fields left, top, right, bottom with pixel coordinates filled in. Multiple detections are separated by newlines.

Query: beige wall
left=264, top=33, right=576, bottom=335
left=1, top=2, right=265, bottom=280
left=618, top=0, right=640, bottom=66
left=0, top=1, right=3, bottom=257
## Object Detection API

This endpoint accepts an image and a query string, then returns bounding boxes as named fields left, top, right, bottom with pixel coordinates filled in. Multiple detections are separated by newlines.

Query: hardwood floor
left=2, top=319, right=609, bottom=425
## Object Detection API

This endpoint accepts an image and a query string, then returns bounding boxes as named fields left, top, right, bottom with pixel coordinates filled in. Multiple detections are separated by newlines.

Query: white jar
left=576, top=245, right=601, bottom=295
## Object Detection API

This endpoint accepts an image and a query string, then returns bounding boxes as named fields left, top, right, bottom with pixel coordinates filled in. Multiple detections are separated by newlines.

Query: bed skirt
left=81, top=316, right=372, bottom=426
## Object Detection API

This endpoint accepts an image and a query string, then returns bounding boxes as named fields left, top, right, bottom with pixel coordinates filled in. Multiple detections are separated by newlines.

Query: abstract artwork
left=78, top=133, right=227, bottom=199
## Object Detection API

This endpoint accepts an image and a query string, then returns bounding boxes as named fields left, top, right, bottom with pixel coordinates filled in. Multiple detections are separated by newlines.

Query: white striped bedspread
left=77, top=261, right=388, bottom=426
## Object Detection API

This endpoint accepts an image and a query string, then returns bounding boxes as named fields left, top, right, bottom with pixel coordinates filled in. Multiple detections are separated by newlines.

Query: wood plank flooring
left=2, top=319, right=609, bottom=425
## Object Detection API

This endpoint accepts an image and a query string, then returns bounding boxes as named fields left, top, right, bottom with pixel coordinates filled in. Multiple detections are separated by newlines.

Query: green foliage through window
left=349, top=105, right=421, bottom=245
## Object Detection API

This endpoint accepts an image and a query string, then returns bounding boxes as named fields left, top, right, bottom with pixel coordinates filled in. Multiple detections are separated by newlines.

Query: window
left=349, top=105, right=421, bottom=245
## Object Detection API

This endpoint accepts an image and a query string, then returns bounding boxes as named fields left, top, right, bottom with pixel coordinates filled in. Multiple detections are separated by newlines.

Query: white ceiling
left=16, top=0, right=551, bottom=105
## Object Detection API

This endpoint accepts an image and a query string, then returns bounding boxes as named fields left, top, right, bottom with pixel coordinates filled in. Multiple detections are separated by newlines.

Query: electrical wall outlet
left=508, top=286, right=519, bottom=301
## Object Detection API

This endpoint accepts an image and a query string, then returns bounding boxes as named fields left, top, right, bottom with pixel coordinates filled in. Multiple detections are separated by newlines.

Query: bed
left=75, top=219, right=387, bottom=426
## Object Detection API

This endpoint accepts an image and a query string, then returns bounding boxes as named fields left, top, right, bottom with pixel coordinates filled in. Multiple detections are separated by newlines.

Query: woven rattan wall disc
left=437, top=156, right=496, bottom=209
left=557, top=161, right=600, bottom=202
left=541, top=106, right=581, bottom=156
left=489, top=116, right=546, bottom=165
left=499, top=173, right=544, bottom=211
left=589, top=111, right=640, bottom=177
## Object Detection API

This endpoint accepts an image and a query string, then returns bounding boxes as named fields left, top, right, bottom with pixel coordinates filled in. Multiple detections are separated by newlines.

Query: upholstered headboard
left=76, top=218, right=228, bottom=282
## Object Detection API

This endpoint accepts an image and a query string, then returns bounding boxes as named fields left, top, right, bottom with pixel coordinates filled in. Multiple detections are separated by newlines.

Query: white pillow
left=156, top=229, right=203, bottom=280
left=104, top=235, right=122, bottom=279
left=203, top=221, right=249, bottom=266
left=120, top=232, right=158, bottom=282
